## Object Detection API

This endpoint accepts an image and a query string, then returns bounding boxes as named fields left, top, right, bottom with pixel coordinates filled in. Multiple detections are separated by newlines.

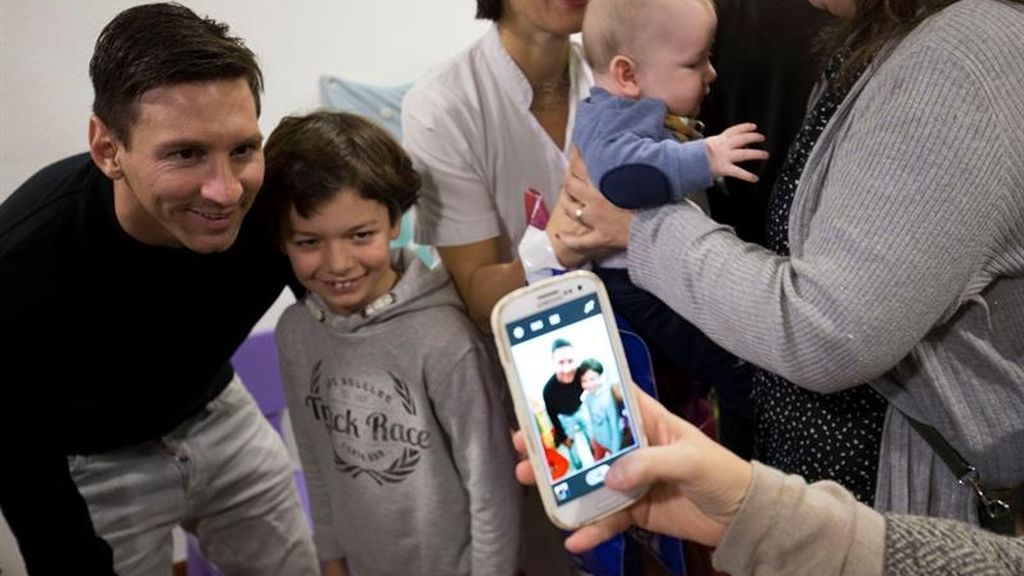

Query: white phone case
left=491, top=270, right=648, bottom=529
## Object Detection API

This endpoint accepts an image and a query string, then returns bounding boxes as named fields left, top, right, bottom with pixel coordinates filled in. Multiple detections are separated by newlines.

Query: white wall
left=0, top=0, right=488, bottom=199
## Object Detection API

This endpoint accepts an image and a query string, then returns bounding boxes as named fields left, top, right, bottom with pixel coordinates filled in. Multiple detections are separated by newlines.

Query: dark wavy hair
left=477, top=0, right=503, bottom=21
left=577, top=358, right=604, bottom=376
left=262, top=111, right=420, bottom=243
left=90, top=3, right=262, bottom=145
left=822, top=0, right=966, bottom=86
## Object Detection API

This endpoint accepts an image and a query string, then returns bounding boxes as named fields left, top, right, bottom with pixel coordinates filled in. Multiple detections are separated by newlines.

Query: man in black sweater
left=0, top=5, right=317, bottom=574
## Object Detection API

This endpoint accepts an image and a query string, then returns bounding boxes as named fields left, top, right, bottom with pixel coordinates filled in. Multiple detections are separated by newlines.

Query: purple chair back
left=230, top=331, right=287, bottom=432
left=186, top=331, right=304, bottom=576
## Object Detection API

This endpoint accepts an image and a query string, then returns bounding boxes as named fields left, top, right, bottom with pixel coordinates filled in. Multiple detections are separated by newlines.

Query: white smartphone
left=491, top=270, right=648, bottom=529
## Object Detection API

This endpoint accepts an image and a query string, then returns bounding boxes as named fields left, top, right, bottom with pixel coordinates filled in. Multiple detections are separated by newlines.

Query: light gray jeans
left=67, top=377, right=318, bottom=576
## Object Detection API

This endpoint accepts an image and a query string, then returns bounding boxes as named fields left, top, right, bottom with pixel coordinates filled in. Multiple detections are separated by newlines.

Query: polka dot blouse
left=755, top=52, right=888, bottom=505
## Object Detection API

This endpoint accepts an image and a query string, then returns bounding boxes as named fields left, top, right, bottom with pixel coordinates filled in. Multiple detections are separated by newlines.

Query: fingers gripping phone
left=492, top=270, right=648, bottom=529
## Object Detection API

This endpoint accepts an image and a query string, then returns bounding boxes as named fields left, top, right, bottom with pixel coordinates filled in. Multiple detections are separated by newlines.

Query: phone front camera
left=577, top=285, right=582, bottom=291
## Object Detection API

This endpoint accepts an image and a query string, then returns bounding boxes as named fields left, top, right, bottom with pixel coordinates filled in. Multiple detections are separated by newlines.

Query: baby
left=574, top=0, right=768, bottom=211
left=571, top=0, right=761, bottom=434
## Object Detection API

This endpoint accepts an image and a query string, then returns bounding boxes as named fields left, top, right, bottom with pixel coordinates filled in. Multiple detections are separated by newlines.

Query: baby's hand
left=705, top=123, right=769, bottom=183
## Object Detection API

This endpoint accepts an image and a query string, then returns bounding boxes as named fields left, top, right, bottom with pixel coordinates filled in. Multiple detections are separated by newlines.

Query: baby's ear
left=610, top=55, right=640, bottom=98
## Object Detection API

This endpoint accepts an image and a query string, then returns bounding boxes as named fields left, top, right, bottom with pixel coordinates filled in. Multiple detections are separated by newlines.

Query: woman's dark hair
left=90, top=3, right=263, bottom=145
left=477, top=0, right=504, bottom=21
left=262, top=111, right=420, bottom=242
left=822, top=0, right=960, bottom=86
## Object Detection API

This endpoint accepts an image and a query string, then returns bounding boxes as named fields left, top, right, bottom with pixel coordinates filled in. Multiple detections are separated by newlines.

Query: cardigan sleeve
left=712, top=462, right=885, bottom=576
left=885, top=513, right=1024, bottom=575
left=626, top=37, right=1008, bottom=391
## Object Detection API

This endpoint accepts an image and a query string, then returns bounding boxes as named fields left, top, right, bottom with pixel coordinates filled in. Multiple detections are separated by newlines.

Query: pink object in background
left=524, top=187, right=550, bottom=229
left=520, top=187, right=564, bottom=284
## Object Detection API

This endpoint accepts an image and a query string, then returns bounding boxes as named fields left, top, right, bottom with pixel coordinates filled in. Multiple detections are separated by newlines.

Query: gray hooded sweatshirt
left=277, top=248, right=521, bottom=576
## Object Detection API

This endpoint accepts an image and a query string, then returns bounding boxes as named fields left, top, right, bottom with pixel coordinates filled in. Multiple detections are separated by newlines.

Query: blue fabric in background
left=319, top=76, right=410, bottom=139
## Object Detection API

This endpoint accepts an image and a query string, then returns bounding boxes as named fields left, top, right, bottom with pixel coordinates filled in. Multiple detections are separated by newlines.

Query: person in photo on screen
left=577, top=358, right=626, bottom=460
left=542, top=338, right=586, bottom=451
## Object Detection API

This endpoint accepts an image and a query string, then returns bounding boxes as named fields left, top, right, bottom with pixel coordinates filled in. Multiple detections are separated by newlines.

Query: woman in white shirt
left=402, top=0, right=592, bottom=331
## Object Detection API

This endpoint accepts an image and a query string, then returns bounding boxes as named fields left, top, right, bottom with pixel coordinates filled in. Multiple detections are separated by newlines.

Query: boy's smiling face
left=284, top=188, right=400, bottom=316
left=580, top=368, right=602, bottom=391
left=634, top=0, right=718, bottom=117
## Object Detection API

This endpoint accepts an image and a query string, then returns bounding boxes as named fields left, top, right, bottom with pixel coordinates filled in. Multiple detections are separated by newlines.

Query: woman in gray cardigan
left=554, top=0, right=1024, bottom=528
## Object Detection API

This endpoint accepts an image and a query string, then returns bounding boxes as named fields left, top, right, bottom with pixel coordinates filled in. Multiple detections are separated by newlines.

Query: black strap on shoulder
left=903, top=413, right=1020, bottom=535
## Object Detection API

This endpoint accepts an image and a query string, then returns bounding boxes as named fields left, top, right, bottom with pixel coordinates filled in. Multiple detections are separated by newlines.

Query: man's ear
left=610, top=55, right=641, bottom=99
left=88, top=115, right=124, bottom=180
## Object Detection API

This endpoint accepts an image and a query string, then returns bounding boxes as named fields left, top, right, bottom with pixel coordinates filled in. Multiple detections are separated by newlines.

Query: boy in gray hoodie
left=262, top=110, right=521, bottom=576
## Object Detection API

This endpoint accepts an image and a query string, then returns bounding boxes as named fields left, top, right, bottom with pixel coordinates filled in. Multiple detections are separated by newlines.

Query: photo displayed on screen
left=506, top=294, right=639, bottom=505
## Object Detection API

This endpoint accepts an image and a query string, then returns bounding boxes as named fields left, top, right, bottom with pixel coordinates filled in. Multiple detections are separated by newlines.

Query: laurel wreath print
left=310, top=359, right=323, bottom=395
left=390, top=371, right=416, bottom=416
left=333, top=446, right=421, bottom=485
left=313, top=368, right=422, bottom=484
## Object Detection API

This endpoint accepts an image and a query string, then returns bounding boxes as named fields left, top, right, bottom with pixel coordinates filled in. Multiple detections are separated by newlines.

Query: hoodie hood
left=301, top=247, right=463, bottom=334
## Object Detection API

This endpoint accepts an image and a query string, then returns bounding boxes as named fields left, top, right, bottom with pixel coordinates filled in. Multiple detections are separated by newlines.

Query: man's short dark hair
left=89, top=2, right=263, bottom=145
left=476, top=0, right=503, bottom=21
left=263, top=111, right=421, bottom=243
left=551, top=338, right=574, bottom=354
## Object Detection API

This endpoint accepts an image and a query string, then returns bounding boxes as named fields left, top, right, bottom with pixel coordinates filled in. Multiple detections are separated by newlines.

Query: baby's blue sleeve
left=596, top=134, right=713, bottom=208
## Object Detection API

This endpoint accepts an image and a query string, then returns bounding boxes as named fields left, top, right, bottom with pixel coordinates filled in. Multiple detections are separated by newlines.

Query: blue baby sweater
left=573, top=87, right=712, bottom=208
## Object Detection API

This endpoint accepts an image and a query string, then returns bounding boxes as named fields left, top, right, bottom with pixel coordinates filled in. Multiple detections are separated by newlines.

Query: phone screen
left=504, top=293, right=640, bottom=506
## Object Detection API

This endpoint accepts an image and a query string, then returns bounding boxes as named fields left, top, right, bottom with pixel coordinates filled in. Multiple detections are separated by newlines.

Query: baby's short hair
left=582, top=0, right=714, bottom=71
left=582, top=0, right=641, bottom=72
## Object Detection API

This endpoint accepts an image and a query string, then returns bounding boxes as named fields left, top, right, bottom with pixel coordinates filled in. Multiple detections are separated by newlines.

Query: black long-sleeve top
left=0, top=154, right=292, bottom=574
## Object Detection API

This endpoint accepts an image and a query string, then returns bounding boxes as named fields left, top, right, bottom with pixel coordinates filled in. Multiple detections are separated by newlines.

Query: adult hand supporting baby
left=553, top=149, right=636, bottom=264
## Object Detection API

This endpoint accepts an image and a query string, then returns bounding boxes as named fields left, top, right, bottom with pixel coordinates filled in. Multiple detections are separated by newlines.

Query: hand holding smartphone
left=491, top=270, right=648, bottom=529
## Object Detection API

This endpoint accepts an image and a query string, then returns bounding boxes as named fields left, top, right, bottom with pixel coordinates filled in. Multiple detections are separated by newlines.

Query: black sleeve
left=0, top=444, right=116, bottom=574
left=543, top=380, right=567, bottom=446
left=0, top=228, right=117, bottom=575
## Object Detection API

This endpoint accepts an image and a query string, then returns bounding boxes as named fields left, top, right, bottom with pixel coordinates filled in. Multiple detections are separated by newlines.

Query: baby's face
left=634, top=0, right=717, bottom=117
left=580, top=369, right=601, bottom=391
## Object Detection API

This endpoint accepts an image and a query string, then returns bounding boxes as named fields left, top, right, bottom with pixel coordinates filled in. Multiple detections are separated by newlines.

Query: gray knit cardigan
left=627, top=0, right=1024, bottom=523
